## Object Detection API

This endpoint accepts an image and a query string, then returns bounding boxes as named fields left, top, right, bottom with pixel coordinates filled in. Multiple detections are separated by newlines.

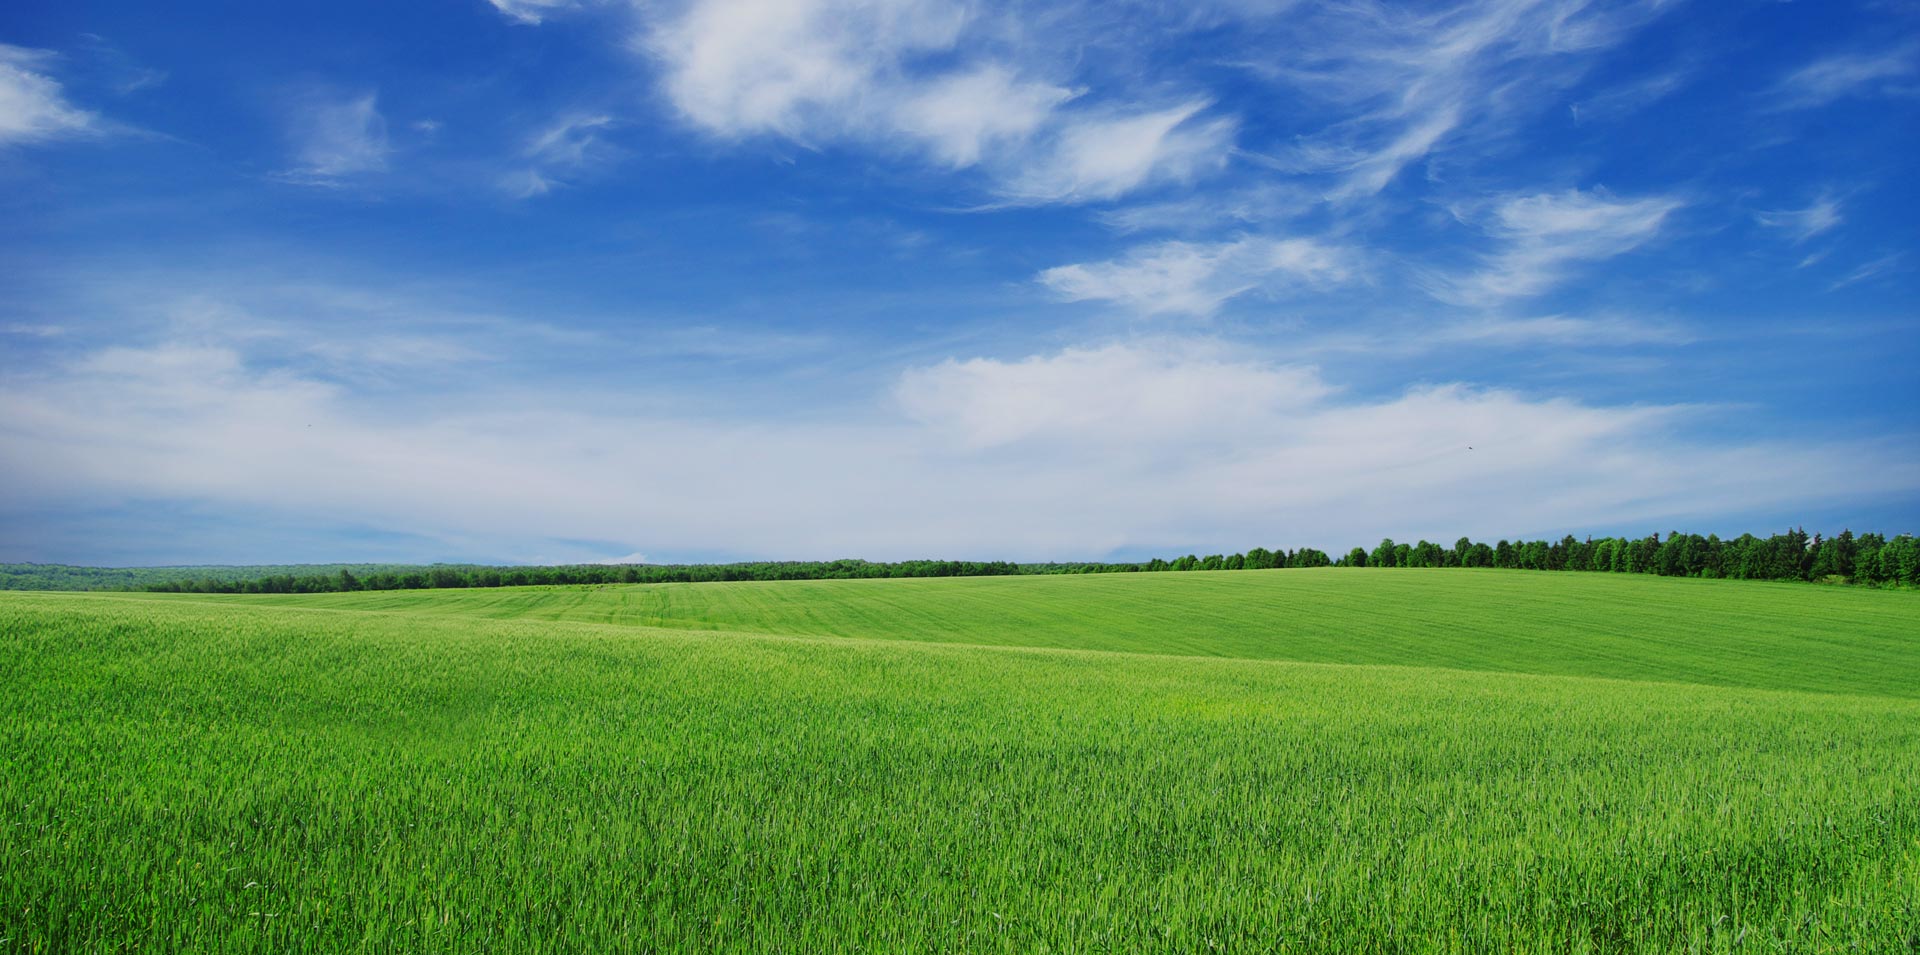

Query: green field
left=4, top=570, right=1918, bottom=952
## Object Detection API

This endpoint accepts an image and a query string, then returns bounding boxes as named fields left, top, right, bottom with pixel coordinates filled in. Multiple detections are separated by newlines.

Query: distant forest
left=4, top=528, right=1915, bottom=594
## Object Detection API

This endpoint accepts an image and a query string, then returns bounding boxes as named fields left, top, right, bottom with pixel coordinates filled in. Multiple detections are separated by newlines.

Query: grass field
left=181, top=568, right=1920, bottom=697
left=4, top=570, right=1918, bottom=952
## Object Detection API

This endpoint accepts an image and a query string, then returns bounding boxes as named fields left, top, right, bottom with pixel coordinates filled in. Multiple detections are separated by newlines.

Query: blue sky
left=1, top=0, right=1916, bottom=565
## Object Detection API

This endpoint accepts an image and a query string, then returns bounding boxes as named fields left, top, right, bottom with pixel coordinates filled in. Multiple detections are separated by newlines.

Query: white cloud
left=636, top=0, right=1230, bottom=202
left=0, top=44, right=98, bottom=146
left=1282, top=313, right=1694, bottom=363
left=1830, top=253, right=1904, bottom=291
left=897, top=342, right=1329, bottom=449
left=483, top=0, right=1679, bottom=206
left=282, top=92, right=390, bottom=184
left=5, top=336, right=1912, bottom=561
left=646, top=0, right=971, bottom=139
left=1423, top=314, right=1691, bottom=347
left=1756, top=195, right=1842, bottom=244
left=57, top=281, right=510, bottom=390
left=1438, top=188, right=1681, bottom=305
left=894, top=63, right=1075, bottom=167
left=1245, top=0, right=1675, bottom=198
left=1569, top=67, right=1689, bottom=124
left=1004, top=101, right=1236, bottom=203
left=1041, top=236, right=1355, bottom=316
left=1093, top=182, right=1323, bottom=235
left=1766, top=45, right=1918, bottom=110
left=502, top=113, right=618, bottom=197
left=528, top=113, right=612, bottom=165
left=487, top=0, right=581, bottom=24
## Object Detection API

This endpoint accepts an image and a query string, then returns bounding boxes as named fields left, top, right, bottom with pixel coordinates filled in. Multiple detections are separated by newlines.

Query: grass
left=3, top=571, right=1918, bottom=952
left=178, top=567, right=1920, bottom=697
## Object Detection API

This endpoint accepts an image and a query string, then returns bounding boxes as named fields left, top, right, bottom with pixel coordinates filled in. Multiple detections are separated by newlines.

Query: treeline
left=3, top=529, right=1912, bottom=596
left=122, top=551, right=1349, bottom=594
left=0, top=562, right=429, bottom=592
left=137, top=559, right=1031, bottom=594
left=1335, top=529, right=1919, bottom=587
left=0, top=559, right=1036, bottom=594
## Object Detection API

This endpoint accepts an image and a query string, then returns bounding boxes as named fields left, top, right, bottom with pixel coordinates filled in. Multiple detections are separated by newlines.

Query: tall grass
left=166, top=568, right=1920, bottom=698
left=3, top=582, right=1918, bottom=952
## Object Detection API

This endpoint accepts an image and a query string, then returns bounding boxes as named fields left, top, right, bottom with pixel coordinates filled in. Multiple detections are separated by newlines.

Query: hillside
left=5, top=573, right=1919, bottom=952
left=115, top=567, right=1920, bottom=699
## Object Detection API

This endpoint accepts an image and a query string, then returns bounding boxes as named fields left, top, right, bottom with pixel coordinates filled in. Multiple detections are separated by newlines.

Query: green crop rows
left=3, top=570, right=1918, bottom=952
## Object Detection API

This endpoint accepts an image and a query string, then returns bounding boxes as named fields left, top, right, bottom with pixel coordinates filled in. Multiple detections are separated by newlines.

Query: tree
left=1589, top=539, right=1614, bottom=573
left=1853, top=534, right=1885, bottom=584
left=1882, top=535, right=1920, bottom=585
left=1409, top=540, right=1444, bottom=568
left=1494, top=540, right=1515, bottom=568
left=1371, top=538, right=1398, bottom=568
left=1344, top=547, right=1368, bottom=567
left=1699, top=534, right=1726, bottom=578
left=1519, top=540, right=1549, bottom=570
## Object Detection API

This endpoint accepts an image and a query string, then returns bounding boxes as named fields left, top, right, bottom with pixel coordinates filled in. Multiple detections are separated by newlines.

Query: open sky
left=2, top=0, right=1916, bottom=565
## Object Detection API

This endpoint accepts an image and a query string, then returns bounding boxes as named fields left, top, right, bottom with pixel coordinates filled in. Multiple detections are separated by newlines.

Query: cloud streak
left=1755, top=195, right=1842, bottom=244
left=487, top=0, right=582, bottom=25
left=281, top=91, right=390, bottom=185
left=1041, top=236, right=1356, bottom=316
left=1766, top=45, right=1918, bottom=110
left=0, top=44, right=99, bottom=146
left=1437, top=188, right=1681, bottom=305
left=502, top=113, right=618, bottom=197
left=1243, top=0, right=1678, bottom=198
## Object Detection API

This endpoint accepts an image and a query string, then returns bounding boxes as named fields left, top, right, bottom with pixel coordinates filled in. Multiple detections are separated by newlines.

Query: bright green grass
left=3, top=576, right=1919, bottom=953
left=157, top=568, right=1920, bottom=698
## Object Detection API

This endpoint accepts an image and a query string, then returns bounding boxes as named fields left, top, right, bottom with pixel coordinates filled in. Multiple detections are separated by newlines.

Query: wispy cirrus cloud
left=74, top=34, right=167, bottom=96
left=280, top=90, right=390, bottom=185
left=1421, top=313, right=1692, bottom=347
left=0, top=44, right=100, bottom=146
left=1436, top=188, right=1682, bottom=305
left=486, top=0, right=583, bottom=25
left=1765, top=44, right=1918, bottom=110
left=1289, top=313, right=1695, bottom=364
left=1755, top=194, right=1842, bottom=244
left=1568, top=66, right=1690, bottom=124
left=1041, top=236, right=1356, bottom=317
left=1002, top=101, right=1235, bottom=204
left=1092, top=182, right=1323, bottom=236
left=1830, top=252, right=1905, bottom=291
left=501, top=113, right=618, bottom=198
left=490, top=0, right=1677, bottom=208
left=1241, top=0, right=1679, bottom=199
